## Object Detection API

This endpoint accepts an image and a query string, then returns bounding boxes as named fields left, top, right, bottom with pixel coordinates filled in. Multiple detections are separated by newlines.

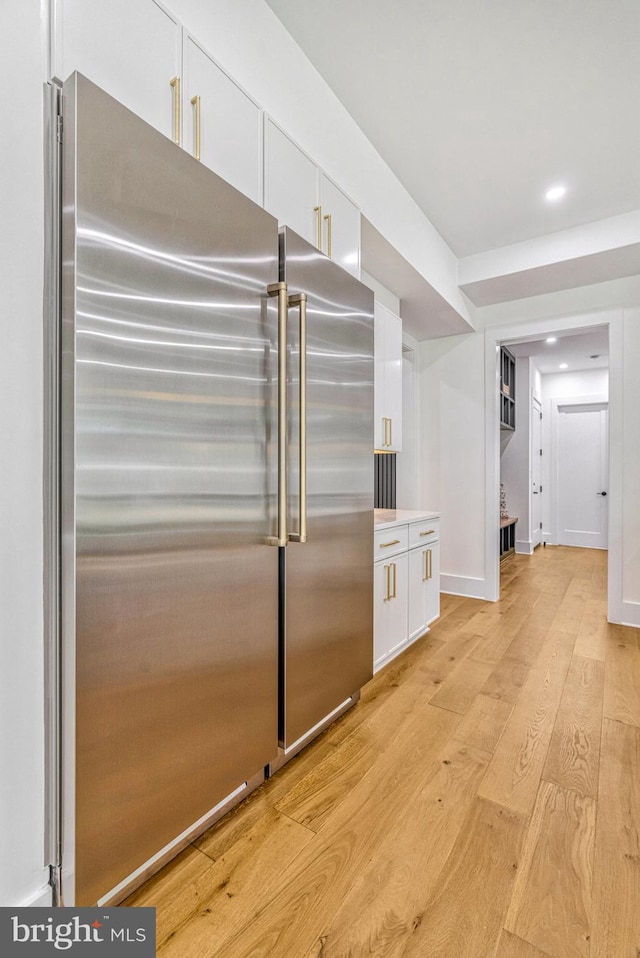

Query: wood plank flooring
left=126, top=545, right=640, bottom=958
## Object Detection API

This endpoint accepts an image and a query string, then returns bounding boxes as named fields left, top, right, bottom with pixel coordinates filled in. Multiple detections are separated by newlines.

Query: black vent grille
left=374, top=453, right=396, bottom=509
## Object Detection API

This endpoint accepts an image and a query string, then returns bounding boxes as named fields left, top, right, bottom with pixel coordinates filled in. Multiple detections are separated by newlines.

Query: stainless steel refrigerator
left=275, top=228, right=374, bottom=767
left=58, top=73, right=373, bottom=907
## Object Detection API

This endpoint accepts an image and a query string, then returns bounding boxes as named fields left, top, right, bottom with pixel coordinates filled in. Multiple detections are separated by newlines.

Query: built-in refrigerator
left=57, top=73, right=373, bottom=907
left=275, top=228, right=374, bottom=767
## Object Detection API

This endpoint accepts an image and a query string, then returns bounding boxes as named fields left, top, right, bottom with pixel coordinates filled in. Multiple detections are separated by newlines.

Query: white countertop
left=374, top=508, right=440, bottom=530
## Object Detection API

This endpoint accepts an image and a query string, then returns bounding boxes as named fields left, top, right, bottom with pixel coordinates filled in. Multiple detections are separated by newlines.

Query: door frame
left=531, top=394, right=542, bottom=549
left=483, top=309, right=623, bottom=625
left=549, top=395, right=608, bottom=547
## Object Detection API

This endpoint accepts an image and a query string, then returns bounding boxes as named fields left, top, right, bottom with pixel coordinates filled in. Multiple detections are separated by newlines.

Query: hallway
left=127, top=545, right=640, bottom=957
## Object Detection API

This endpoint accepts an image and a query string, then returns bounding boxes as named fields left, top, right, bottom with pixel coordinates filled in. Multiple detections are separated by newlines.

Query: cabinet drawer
left=374, top=525, right=408, bottom=558
left=408, top=518, right=439, bottom=549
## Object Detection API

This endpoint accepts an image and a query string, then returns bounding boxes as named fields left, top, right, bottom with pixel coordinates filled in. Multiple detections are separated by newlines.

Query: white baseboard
left=440, top=574, right=487, bottom=601
left=618, top=600, right=640, bottom=629
left=515, top=539, right=534, bottom=555
left=19, top=882, right=53, bottom=907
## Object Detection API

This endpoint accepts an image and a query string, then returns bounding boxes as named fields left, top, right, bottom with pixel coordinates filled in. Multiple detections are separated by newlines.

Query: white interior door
left=556, top=403, right=608, bottom=549
left=531, top=397, right=542, bottom=547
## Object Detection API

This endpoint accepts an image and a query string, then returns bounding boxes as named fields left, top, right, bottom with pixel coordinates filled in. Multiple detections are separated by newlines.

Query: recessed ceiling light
left=545, top=336, right=557, bottom=344
left=545, top=185, right=567, bottom=203
left=559, top=362, right=568, bottom=369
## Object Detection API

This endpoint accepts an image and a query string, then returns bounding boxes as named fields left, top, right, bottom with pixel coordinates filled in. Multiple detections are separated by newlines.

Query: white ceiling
left=507, top=326, right=609, bottom=374
left=265, top=0, right=640, bottom=268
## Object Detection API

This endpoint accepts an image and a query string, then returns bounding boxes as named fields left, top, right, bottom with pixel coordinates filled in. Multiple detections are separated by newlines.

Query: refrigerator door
left=280, top=228, right=374, bottom=749
left=61, top=74, right=279, bottom=905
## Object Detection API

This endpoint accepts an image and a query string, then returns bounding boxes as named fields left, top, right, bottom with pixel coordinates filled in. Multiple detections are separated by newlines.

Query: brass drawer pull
left=314, top=205, right=322, bottom=249
left=170, top=76, right=181, bottom=146
left=419, top=529, right=436, bottom=536
left=380, top=539, right=400, bottom=548
left=190, top=94, right=201, bottom=160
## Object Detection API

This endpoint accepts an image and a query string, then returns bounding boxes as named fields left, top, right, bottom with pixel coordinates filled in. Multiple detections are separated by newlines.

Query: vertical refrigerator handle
left=288, top=292, right=307, bottom=543
left=267, top=282, right=289, bottom=546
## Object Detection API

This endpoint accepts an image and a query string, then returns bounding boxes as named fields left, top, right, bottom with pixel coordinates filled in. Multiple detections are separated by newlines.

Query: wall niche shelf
left=500, top=346, right=515, bottom=431
left=500, top=516, right=518, bottom=561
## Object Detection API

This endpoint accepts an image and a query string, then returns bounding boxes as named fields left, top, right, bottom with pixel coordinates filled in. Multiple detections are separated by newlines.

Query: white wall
left=418, top=332, right=486, bottom=597
left=540, top=368, right=609, bottom=543
left=0, top=2, right=50, bottom=906
left=360, top=269, right=400, bottom=314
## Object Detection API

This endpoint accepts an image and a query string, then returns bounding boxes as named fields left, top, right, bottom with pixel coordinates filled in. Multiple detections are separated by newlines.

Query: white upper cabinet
left=264, top=119, right=319, bottom=245
left=319, top=173, right=360, bottom=277
left=52, top=0, right=181, bottom=141
left=374, top=303, right=403, bottom=451
left=54, top=2, right=361, bottom=267
left=264, top=118, right=360, bottom=277
left=183, top=36, right=262, bottom=205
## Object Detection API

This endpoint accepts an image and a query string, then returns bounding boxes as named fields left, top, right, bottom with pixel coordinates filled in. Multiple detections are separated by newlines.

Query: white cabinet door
left=264, top=120, right=361, bottom=275
left=374, top=552, right=408, bottom=671
left=385, top=308, right=403, bottom=451
left=408, top=542, right=440, bottom=640
left=374, top=303, right=387, bottom=450
left=52, top=0, right=181, bottom=141
left=425, top=542, right=440, bottom=625
left=183, top=36, right=262, bottom=204
left=264, top=119, right=319, bottom=245
left=374, top=304, right=403, bottom=451
left=319, top=173, right=360, bottom=278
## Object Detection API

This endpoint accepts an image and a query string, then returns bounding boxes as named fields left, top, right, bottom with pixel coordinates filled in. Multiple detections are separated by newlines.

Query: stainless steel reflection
left=61, top=75, right=279, bottom=905
left=280, top=228, right=374, bottom=748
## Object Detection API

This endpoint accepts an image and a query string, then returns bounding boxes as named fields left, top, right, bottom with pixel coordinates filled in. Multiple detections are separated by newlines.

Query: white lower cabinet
left=374, top=551, right=408, bottom=670
left=408, top=541, right=440, bottom=640
left=373, top=512, right=440, bottom=673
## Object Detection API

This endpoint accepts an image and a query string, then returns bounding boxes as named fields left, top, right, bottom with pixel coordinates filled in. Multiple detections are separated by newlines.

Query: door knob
left=597, top=491, right=607, bottom=496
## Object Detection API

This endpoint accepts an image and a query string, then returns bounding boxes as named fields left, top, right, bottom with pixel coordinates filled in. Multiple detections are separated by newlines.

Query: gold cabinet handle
left=382, top=417, right=392, bottom=447
left=380, top=539, right=400, bottom=548
left=419, top=529, right=436, bottom=537
left=288, top=292, right=307, bottom=544
left=170, top=76, right=181, bottom=146
left=267, top=282, right=288, bottom=546
left=388, top=417, right=392, bottom=448
left=313, top=205, right=322, bottom=250
left=391, top=562, right=397, bottom=599
left=384, top=564, right=391, bottom=602
left=323, top=212, right=332, bottom=258
left=190, top=94, right=201, bottom=160
left=423, top=549, right=429, bottom=582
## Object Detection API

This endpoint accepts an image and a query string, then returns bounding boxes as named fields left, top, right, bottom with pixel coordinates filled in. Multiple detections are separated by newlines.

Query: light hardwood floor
left=126, top=546, right=640, bottom=958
